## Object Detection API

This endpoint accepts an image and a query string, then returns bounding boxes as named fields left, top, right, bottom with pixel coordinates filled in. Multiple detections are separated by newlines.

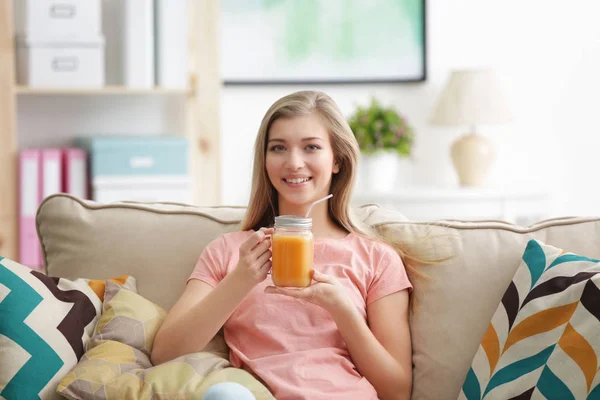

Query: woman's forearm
left=330, top=303, right=411, bottom=400
left=152, top=272, right=252, bottom=365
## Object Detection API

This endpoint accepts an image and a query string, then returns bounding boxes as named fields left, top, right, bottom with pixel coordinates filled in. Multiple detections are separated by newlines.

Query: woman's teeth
left=285, top=177, right=311, bottom=184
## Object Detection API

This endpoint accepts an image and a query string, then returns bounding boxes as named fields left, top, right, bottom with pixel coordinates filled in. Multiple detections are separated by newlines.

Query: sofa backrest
left=36, top=195, right=405, bottom=308
left=36, top=194, right=600, bottom=400
left=37, top=195, right=245, bottom=308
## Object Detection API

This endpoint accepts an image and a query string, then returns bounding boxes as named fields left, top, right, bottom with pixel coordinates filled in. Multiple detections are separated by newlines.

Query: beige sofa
left=36, top=193, right=600, bottom=400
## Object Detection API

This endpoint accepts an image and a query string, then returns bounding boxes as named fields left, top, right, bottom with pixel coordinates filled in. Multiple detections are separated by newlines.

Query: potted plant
left=348, top=98, right=415, bottom=191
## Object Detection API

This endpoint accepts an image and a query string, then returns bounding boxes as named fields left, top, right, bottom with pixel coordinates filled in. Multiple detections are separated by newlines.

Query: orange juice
left=271, top=234, right=313, bottom=287
left=271, top=216, right=313, bottom=287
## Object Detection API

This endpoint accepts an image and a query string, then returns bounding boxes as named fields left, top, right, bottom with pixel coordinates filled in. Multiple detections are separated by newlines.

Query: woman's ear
left=333, top=160, right=340, bottom=174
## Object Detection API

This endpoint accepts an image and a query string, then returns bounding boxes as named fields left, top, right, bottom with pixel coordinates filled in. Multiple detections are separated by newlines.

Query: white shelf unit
left=0, top=0, right=221, bottom=261
left=353, top=186, right=554, bottom=225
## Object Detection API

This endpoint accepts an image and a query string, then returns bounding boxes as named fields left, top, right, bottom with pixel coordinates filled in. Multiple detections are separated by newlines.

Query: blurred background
left=3, top=0, right=600, bottom=264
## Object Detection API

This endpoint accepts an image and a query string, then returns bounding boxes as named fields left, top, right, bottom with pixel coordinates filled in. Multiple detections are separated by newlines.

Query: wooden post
left=0, top=0, right=18, bottom=260
left=187, top=0, right=221, bottom=206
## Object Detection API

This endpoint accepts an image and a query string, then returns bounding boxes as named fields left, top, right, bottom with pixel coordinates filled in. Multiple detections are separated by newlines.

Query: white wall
left=220, top=0, right=600, bottom=218
left=17, top=0, right=600, bottom=217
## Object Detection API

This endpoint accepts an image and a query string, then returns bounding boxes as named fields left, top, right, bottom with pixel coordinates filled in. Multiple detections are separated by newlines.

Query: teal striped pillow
left=459, top=240, right=600, bottom=400
left=0, top=256, right=134, bottom=400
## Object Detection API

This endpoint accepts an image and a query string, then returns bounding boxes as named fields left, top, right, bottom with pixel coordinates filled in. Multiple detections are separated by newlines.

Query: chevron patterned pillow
left=459, top=239, right=600, bottom=400
left=0, top=256, right=135, bottom=400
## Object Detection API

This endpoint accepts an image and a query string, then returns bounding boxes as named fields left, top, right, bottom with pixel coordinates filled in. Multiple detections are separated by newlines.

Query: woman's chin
left=279, top=197, right=312, bottom=213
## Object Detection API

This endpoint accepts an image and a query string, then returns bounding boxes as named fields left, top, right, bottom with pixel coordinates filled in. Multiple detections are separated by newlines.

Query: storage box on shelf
left=16, top=36, right=105, bottom=88
left=13, top=0, right=102, bottom=39
left=78, top=137, right=191, bottom=204
left=14, top=0, right=104, bottom=88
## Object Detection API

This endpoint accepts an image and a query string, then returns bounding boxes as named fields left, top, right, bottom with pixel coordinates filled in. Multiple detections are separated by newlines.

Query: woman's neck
left=278, top=200, right=347, bottom=239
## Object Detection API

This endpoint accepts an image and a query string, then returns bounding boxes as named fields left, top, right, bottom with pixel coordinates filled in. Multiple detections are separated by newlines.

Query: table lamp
left=430, top=69, right=511, bottom=186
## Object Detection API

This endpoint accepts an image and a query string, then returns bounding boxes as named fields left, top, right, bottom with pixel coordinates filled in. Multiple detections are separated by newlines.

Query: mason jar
left=271, top=215, right=314, bottom=288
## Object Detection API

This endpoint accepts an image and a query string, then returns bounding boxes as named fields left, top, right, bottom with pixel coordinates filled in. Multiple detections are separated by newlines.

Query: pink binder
left=18, top=150, right=42, bottom=269
left=61, top=148, right=88, bottom=199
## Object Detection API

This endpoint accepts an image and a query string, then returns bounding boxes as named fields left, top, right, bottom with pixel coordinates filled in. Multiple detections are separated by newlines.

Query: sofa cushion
left=89, top=280, right=167, bottom=357
left=0, top=255, right=133, bottom=400
left=459, top=239, right=600, bottom=399
left=58, top=280, right=274, bottom=400
left=36, top=194, right=600, bottom=400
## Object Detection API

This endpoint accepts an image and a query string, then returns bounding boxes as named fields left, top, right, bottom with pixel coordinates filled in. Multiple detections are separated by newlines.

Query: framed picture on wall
left=220, top=0, right=427, bottom=84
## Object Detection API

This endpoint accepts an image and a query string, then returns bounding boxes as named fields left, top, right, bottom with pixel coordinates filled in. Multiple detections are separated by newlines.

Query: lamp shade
left=430, top=69, right=512, bottom=126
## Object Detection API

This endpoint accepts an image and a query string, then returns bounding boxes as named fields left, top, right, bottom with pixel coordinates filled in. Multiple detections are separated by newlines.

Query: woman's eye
left=306, top=144, right=321, bottom=151
left=269, top=145, right=285, bottom=152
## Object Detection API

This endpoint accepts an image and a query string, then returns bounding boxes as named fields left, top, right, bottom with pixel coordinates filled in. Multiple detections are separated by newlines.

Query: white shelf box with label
left=14, top=0, right=102, bottom=39
left=16, top=35, right=105, bottom=88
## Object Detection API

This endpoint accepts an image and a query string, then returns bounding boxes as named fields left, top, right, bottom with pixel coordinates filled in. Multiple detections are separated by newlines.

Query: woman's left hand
left=264, top=269, right=353, bottom=315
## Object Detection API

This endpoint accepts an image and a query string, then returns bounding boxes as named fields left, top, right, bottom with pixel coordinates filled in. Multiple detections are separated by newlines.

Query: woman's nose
left=285, top=150, right=304, bottom=170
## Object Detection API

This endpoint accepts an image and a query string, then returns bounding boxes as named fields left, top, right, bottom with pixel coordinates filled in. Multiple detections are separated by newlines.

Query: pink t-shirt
left=188, top=231, right=412, bottom=400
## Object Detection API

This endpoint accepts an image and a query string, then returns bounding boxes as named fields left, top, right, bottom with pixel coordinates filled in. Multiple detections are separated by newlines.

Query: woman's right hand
left=232, top=228, right=274, bottom=287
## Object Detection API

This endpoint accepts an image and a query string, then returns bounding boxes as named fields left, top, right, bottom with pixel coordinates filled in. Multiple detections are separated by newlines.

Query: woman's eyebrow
left=267, top=136, right=324, bottom=143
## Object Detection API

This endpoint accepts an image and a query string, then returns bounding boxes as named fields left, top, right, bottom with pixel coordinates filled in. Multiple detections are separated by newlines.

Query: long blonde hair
left=241, top=90, right=434, bottom=276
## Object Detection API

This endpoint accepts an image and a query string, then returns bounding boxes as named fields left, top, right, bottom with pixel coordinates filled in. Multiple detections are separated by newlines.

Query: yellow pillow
left=58, top=280, right=274, bottom=399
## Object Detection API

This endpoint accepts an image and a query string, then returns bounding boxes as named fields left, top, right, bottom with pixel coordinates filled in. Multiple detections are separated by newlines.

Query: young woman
left=152, top=91, right=413, bottom=400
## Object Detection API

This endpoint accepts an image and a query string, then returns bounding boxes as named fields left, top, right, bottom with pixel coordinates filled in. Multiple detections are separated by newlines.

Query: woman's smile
left=282, top=176, right=313, bottom=188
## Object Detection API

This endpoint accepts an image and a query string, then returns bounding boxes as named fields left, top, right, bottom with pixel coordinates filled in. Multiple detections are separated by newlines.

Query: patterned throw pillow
left=0, top=256, right=135, bottom=400
left=460, top=240, right=600, bottom=399
left=58, top=281, right=275, bottom=400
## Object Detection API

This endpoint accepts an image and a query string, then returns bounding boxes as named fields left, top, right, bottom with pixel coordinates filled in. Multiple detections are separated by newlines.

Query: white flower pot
left=361, top=152, right=399, bottom=193
left=357, top=153, right=414, bottom=193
